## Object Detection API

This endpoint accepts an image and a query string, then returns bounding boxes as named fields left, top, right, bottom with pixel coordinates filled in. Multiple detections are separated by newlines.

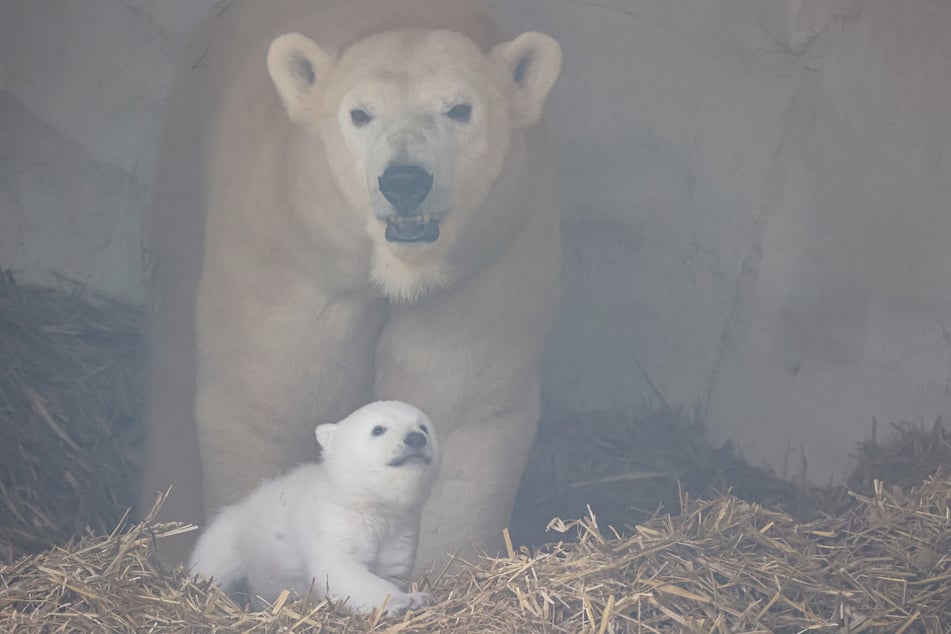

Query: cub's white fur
left=188, top=401, right=439, bottom=615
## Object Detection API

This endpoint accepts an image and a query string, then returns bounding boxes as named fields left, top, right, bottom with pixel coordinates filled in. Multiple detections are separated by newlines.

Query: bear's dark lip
left=384, top=215, right=440, bottom=244
left=388, top=452, right=432, bottom=467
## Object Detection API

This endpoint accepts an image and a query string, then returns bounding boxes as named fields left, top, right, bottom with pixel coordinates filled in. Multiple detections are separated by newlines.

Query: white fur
left=141, top=0, right=562, bottom=569
left=188, top=401, right=439, bottom=615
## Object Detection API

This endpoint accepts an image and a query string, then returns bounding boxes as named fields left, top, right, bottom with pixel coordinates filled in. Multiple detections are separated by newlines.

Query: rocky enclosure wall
left=1, top=0, right=949, bottom=482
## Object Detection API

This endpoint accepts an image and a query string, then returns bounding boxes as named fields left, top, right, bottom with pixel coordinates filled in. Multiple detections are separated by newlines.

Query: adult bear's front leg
left=418, top=394, right=541, bottom=567
left=193, top=279, right=384, bottom=514
left=373, top=293, right=550, bottom=568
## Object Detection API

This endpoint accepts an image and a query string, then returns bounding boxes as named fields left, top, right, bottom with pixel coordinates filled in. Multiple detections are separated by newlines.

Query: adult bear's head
left=267, top=27, right=561, bottom=301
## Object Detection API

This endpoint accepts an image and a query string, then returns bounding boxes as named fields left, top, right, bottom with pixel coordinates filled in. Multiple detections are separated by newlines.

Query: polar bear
left=140, top=0, right=562, bottom=568
left=189, top=401, right=439, bottom=614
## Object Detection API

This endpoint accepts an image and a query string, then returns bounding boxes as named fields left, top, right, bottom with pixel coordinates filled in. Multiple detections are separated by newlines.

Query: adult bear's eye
left=350, top=109, right=373, bottom=127
left=371, top=425, right=386, bottom=436
left=446, top=103, right=472, bottom=123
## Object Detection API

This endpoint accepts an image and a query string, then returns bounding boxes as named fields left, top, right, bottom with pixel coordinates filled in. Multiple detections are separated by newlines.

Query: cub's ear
left=315, top=423, right=337, bottom=450
left=491, top=32, right=562, bottom=129
left=267, top=32, right=336, bottom=123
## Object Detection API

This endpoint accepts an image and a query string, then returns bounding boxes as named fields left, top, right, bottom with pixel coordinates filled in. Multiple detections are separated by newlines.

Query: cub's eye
left=371, top=425, right=386, bottom=437
left=350, top=109, right=373, bottom=127
left=419, top=424, right=429, bottom=435
left=446, top=103, right=472, bottom=123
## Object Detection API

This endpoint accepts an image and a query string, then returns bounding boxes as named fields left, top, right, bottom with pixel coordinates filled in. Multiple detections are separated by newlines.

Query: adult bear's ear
left=267, top=32, right=336, bottom=123
left=491, top=32, right=562, bottom=129
left=315, top=423, right=337, bottom=450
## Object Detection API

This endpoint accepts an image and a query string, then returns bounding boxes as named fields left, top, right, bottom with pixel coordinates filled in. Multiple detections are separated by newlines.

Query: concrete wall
left=1, top=0, right=949, bottom=482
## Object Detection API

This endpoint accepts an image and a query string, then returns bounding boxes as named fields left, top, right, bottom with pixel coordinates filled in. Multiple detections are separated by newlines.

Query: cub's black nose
left=379, top=164, right=433, bottom=215
left=404, top=431, right=428, bottom=449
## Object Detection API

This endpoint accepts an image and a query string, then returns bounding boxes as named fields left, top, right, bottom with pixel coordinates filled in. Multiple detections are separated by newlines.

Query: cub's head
left=315, top=400, right=439, bottom=508
left=267, top=27, right=561, bottom=301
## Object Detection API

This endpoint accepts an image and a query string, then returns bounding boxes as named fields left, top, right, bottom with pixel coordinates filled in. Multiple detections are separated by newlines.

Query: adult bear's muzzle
left=379, top=164, right=441, bottom=243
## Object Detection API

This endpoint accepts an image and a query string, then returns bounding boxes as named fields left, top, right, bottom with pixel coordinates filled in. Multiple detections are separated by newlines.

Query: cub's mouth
left=388, top=452, right=432, bottom=467
left=384, top=214, right=440, bottom=244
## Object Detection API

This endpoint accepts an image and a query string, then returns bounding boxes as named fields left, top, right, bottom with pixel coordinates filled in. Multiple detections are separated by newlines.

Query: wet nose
left=404, top=431, right=428, bottom=449
left=378, top=164, right=433, bottom=215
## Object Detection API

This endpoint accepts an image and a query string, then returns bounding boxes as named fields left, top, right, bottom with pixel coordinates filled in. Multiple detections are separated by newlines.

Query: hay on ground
left=2, top=477, right=950, bottom=632
left=0, top=273, right=144, bottom=562
left=509, top=404, right=857, bottom=547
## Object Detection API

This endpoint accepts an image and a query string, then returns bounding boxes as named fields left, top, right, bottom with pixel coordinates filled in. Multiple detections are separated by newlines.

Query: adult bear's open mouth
left=385, top=214, right=440, bottom=243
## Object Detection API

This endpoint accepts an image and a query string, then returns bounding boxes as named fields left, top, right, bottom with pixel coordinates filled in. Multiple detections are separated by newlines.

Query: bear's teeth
left=387, top=214, right=430, bottom=225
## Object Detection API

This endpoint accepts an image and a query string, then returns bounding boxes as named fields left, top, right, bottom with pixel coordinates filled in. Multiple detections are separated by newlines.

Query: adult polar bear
left=141, top=0, right=562, bottom=569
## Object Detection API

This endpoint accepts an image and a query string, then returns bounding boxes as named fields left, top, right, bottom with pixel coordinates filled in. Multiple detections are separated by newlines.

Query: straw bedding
left=0, top=273, right=144, bottom=561
left=1, top=275, right=950, bottom=632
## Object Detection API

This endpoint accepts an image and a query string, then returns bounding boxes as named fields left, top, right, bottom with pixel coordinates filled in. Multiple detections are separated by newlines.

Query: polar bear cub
left=188, top=401, right=439, bottom=615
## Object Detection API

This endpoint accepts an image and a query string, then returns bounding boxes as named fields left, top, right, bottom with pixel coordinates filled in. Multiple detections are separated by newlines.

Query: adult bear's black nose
left=379, top=164, right=433, bottom=215
left=404, top=431, right=428, bottom=449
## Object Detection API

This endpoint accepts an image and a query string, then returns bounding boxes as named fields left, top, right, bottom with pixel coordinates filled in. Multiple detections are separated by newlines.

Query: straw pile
left=510, top=405, right=852, bottom=547
left=3, top=477, right=950, bottom=632
left=2, top=275, right=951, bottom=632
left=0, top=273, right=144, bottom=562
left=849, top=418, right=951, bottom=492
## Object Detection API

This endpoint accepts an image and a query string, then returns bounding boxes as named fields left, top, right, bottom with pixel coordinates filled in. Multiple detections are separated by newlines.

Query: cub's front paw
left=383, top=591, right=435, bottom=616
